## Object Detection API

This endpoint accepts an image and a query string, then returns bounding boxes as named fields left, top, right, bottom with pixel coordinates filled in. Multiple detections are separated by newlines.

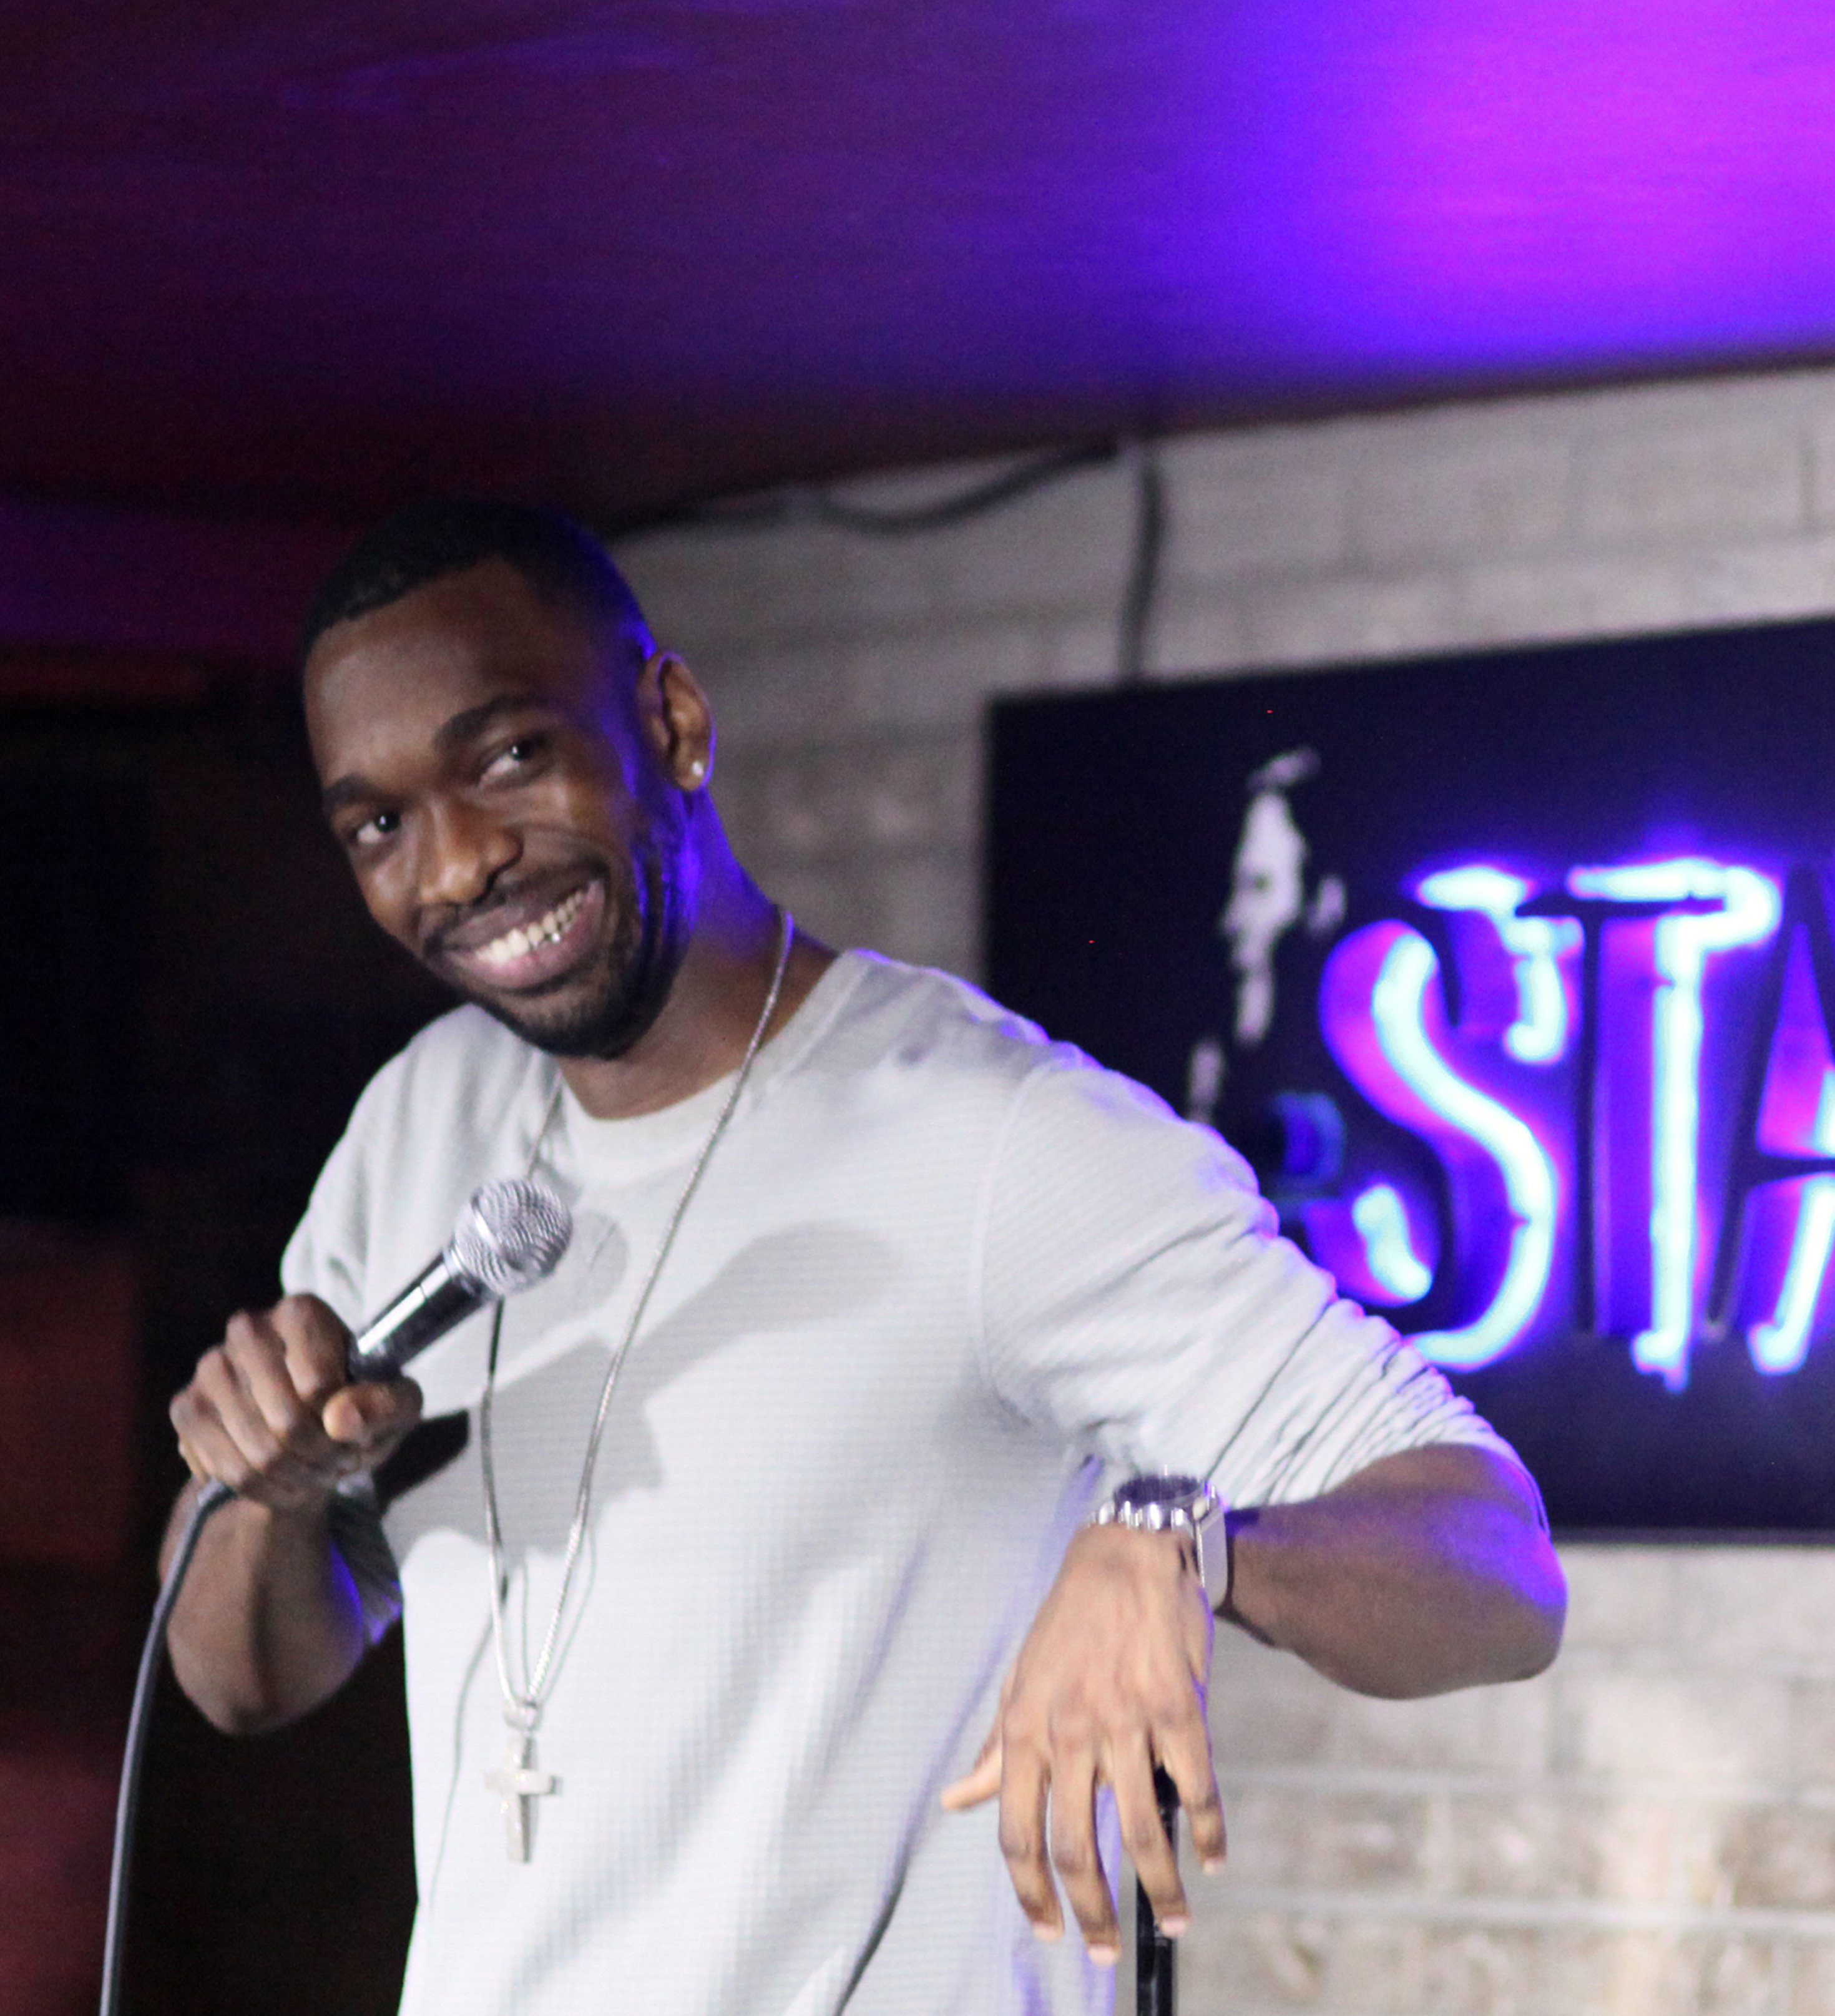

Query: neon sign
left=1748, top=1069, right=1835, bottom=1376
left=1313, top=854, right=1835, bottom=1388
left=1321, top=921, right=1561, bottom=1371
left=1416, top=866, right=1576, bottom=1064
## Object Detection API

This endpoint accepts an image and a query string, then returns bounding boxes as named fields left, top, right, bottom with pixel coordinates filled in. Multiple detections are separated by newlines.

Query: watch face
left=1115, top=1474, right=1203, bottom=1514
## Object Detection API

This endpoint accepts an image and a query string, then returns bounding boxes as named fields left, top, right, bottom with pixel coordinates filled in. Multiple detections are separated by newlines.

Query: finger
left=188, top=1346, right=316, bottom=1482
left=271, top=1293, right=356, bottom=1407
left=996, top=1738, right=1060, bottom=1941
left=1155, top=1697, right=1228, bottom=1873
left=170, top=1382, right=296, bottom=1498
left=225, top=1315, right=340, bottom=1461
left=323, top=1376, right=423, bottom=1455
left=942, top=1668, right=1014, bottom=1809
left=940, top=1725, right=1002, bottom=1811
left=170, top=1366, right=227, bottom=1470
left=175, top=1351, right=334, bottom=1504
left=1045, top=1744, right=1118, bottom=1963
left=1111, top=1737, right=1187, bottom=1935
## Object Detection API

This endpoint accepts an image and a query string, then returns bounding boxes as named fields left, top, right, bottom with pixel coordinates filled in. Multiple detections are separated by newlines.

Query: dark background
left=987, top=614, right=1835, bottom=1534
left=0, top=675, right=446, bottom=2015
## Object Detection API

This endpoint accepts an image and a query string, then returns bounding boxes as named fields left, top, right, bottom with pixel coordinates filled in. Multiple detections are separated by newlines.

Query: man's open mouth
left=438, top=878, right=606, bottom=992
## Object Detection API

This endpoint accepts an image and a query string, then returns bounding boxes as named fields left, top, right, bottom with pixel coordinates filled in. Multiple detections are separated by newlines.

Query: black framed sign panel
left=986, top=615, right=1835, bottom=1533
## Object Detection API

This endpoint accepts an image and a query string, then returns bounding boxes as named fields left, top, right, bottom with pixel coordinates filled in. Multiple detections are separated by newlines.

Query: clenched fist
left=170, top=1292, right=422, bottom=1510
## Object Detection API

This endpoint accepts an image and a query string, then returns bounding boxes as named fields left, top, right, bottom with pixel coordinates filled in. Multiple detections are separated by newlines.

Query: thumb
left=939, top=1724, right=1003, bottom=1811
left=323, top=1376, right=422, bottom=1452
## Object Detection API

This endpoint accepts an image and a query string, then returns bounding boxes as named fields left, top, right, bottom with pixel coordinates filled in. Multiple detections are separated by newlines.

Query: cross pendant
left=484, top=1728, right=559, bottom=1862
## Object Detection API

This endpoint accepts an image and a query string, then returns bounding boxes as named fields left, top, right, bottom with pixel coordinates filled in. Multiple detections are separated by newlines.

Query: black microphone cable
left=97, top=1178, right=570, bottom=2016
left=98, top=1477, right=233, bottom=2016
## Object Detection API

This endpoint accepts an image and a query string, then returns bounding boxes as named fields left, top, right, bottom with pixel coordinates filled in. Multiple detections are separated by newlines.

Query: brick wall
left=619, top=366, right=1835, bottom=2015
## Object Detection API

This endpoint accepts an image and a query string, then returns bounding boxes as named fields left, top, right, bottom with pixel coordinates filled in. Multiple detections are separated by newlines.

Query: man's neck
left=557, top=898, right=834, bottom=1121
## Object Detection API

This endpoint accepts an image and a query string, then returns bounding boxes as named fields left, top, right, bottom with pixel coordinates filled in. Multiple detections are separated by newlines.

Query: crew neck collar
left=546, top=949, right=866, bottom=1177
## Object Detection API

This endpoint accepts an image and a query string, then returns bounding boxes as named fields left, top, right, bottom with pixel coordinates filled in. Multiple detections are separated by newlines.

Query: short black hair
left=300, top=497, right=654, bottom=665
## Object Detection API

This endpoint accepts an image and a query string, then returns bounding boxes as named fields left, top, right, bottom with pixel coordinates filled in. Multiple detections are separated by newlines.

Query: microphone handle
left=346, top=1253, right=487, bottom=1381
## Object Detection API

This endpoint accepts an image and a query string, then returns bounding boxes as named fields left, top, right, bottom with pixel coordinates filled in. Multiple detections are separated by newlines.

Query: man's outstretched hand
left=939, top=1446, right=1567, bottom=1967
left=940, top=1523, right=1222, bottom=1967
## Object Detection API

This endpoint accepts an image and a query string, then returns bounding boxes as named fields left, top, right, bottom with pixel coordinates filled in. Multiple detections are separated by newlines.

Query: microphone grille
left=448, top=1178, right=573, bottom=1296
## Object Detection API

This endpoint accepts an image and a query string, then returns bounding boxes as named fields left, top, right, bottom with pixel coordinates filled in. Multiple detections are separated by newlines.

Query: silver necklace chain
left=479, top=909, right=795, bottom=1736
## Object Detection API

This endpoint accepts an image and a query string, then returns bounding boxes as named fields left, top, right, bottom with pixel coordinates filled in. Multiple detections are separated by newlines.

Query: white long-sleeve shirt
left=288, top=951, right=1519, bottom=2016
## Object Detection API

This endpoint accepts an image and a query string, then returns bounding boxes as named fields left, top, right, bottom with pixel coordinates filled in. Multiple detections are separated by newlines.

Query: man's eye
left=483, top=735, right=547, bottom=781
left=348, top=808, right=401, bottom=849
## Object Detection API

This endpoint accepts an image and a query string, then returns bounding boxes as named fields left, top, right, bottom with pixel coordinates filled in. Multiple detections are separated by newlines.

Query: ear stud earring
left=687, top=758, right=707, bottom=781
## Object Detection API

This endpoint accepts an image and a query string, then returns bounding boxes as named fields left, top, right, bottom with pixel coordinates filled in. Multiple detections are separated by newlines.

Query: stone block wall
left=617, top=366, right=1835, bottom=2014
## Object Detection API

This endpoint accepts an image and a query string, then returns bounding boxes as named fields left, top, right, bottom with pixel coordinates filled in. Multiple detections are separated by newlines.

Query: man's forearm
left=1223, top=1444, right=1565, bottom=1698
left=162, top=1479, right=370, bottom=1735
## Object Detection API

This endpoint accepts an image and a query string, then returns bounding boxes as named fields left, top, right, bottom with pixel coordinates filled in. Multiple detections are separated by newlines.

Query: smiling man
left=165, top=500, right=1564, bottom=2016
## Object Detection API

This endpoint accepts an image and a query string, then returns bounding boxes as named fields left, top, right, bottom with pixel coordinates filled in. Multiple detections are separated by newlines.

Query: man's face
left=305, top=559, right=692, bottom=1058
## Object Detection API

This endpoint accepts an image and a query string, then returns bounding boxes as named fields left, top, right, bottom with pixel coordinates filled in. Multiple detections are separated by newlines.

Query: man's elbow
left=1406, top=1524, right=1566, bottom=1695
left=195, top=1695, right=296, bottom=1740
left=1447, top=1451, right=1569, bottom=1685
left=167, top=1650, right=320, bottom=1737
left=1371, top=1520, right=1568, bottom=1699
left=1497, top=1532, right=1567, bottom=1682
left=167, top=1623, right=365, bottom=1738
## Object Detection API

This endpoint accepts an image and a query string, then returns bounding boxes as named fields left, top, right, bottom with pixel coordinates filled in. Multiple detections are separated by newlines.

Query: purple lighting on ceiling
left=1216, top=1, right=1835, bottom=370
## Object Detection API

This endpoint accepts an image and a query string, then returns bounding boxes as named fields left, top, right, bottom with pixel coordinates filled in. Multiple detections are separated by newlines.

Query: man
left=166, top=501, right=1564, bottom=2015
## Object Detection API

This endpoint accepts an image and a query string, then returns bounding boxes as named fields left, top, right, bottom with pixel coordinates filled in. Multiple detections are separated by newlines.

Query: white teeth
left=475, top=888, right=587, bottom=970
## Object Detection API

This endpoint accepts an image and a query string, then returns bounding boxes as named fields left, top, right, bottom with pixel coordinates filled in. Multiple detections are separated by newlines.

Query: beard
left=445, top=820, right=690, bottom=1062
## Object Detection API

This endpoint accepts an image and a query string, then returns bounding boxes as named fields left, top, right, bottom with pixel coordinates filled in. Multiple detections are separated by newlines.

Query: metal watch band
left=1090, top=1474, right=1228, bottom=1609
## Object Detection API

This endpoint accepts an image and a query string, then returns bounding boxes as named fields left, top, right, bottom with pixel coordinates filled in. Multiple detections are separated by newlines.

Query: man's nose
left=421, top=798, right=521, bottom=908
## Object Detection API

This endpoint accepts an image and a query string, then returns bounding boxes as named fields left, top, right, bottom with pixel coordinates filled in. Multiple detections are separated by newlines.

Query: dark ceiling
left=9, top=1, right=1835, bottom=532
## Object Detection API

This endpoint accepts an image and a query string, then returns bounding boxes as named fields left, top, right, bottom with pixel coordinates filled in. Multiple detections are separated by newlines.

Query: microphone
left=346, top=1177, right=574, bottom=1381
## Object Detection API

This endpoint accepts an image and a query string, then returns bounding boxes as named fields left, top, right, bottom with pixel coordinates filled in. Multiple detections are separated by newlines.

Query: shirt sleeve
left=278, top=1105, right=373, bottom=1330
left=975, top=1050, right=1528, bottom=1510
left=281, top=1076, right=402, bottom=1640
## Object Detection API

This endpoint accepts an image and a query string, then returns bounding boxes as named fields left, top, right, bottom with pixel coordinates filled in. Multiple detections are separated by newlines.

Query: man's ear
left=635, top=650, right=716, bottom=791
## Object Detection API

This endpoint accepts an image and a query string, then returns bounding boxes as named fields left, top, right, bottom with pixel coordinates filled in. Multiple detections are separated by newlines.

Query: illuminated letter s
left=1320, top=921, right=1558, bottom=1370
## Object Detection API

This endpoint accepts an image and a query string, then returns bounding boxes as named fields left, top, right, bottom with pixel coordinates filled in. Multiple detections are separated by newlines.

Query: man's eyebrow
left=320, top=774, right=378, bottom=817
left=431, top=693, right=559, bottom=755
left=320, top=695, right=565, bottom=816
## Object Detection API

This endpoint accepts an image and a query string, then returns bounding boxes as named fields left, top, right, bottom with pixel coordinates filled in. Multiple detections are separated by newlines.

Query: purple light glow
left=1748, top=1076, right=1835, bottom=1375
left=1744, top=926, right=1835, bottom=1374
left=1301, top=1188, right=1439, bottom=1311
left=1568, top=861, right=1779, bottom=1387
left=1213, top=2, right=1835, bottom=371
left=1756, top=933, right=1835, bottom=1157
left=1416, top=866, right=1578, bottom=1064
left=1309, top=851, right=1835, bottom=1381
left=1321, top=921, right=1561, bottom=1369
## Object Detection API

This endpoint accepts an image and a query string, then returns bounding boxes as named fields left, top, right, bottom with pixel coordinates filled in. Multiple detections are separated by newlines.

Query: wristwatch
left=1090, top=1474, right=1230, bottom=1610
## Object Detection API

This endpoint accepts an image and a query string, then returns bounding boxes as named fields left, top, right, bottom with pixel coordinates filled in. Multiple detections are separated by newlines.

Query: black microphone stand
left=1135, top=1766, right=1180, bottom=2016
